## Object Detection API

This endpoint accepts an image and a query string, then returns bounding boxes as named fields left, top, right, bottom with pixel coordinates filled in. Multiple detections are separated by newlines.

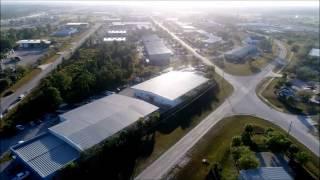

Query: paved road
left=135, top=20, right=319, bottom=180
left=0, top=24, right=101, bottom=114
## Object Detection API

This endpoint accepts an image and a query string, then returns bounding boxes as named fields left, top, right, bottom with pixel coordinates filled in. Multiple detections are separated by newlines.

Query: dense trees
left=1, top=42, right=145, bottom=136
left=0, top=65, right=28, bottom=94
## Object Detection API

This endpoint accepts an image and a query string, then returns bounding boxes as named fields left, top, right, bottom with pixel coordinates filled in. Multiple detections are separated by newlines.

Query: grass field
left=214, top=53, right=274, bottom=76
left=6, top=68, right=42, bottom=92
left=174, top=115, right=320, bottom=180
left=133, top=72, right=234, bottom=176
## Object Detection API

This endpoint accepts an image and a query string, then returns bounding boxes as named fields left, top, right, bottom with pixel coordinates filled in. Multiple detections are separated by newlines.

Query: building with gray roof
left=49, top=94, right=158, bottom=151
left=309, top=48, right=320, bottom=58
left=11, top=133, right=80, bottom=179
left=142, top=34, right=173, bottom=66
left=224, top=45, right=258, bottom=63
left=239, top=167, right=293, bottom=180
left=131, top=71, right=210, bottom=107
left=11, top=94, right=158, bottom=179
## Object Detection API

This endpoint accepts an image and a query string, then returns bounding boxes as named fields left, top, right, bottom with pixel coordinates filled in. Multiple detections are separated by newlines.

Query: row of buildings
left=11, top=70, right=211, bottom=179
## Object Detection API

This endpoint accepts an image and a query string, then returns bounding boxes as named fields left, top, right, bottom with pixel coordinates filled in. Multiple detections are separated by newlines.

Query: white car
left=12, top=171, right=30, bottom=180
left=18, top=94, right=25, bottom=101
left=15, top=125, right=25, bottom=131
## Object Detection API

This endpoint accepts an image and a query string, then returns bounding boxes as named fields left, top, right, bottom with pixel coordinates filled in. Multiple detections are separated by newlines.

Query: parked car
left=15, top=125, right=25, bottom=131
left=12, top=171, right=30, bottom=180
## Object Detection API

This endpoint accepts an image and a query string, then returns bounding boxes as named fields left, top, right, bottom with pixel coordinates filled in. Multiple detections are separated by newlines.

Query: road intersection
left=135, top=20, right=319, bottom=180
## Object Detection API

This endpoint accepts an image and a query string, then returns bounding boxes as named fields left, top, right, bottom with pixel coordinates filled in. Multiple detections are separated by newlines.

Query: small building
left=239, top=167, right=293, bottom=180
left=224, top=45, right=258, bottom=63
left=131, top=71, right=210, bottom=107
left=53, top=28, right=78, bottom=37
left=65, top=22, right=89, bottom=29
left=11, top=94, right=158, bottom=179
left=16, top=39, right=51, bottom=48
left=103, top=37, right=126, bottom=42
left=308, top=48, right=320, bottom=58
left=142, top=34, right=173, bottom=66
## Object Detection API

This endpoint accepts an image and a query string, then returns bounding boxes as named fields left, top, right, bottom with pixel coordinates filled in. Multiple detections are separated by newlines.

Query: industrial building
left=224, top=45, right=258, bottom=63
left=142, top=34, right=173, bottom=66
left=11, top=94, right=158, bottom=179
left=103, top=37, right=126, bottom=42
left=309, top=48, right=320, bottom=58
left=65, top=22, right=89, bottom=29
left=131, top=71, right=210, bottom=107
left=243, top=35, right=266, bottom=45
left=239, top=167, right=292, bottom=180
left=16, top=39, right=51, bottom=48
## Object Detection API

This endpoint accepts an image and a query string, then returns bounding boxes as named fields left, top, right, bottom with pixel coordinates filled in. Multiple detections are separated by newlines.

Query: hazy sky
left=2, top=0, right=319, bottom=8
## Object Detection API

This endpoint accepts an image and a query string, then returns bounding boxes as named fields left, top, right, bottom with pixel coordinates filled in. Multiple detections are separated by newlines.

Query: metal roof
left=103, top=37, right=126, bottom=42
left=239, top=167, right=293, bottom=180
left=49, top=94, right=158, bottom=151
left=309, top=48, right=320, bottom=57
left=16, top=39, right=51, bottom=44
left=11, top=133, right=80, bottom=178
left=225, top=45, right=257, bottom=58
left=142, top=34, right=173, bottom=55
left=131, top=71, right=209, bottom=101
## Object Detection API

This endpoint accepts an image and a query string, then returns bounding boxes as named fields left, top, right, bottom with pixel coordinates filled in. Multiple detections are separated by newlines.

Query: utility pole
left=287, top=121, right=293, bottom=136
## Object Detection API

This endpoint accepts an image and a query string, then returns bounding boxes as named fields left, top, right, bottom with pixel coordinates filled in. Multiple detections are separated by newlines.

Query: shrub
left=231, top=136, right=242, bottom=147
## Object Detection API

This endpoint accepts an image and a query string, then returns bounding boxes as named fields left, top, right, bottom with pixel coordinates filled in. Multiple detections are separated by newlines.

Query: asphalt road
left=135, top=20, right=319, bottom=180
left=0, top=24, right=101, bottom=115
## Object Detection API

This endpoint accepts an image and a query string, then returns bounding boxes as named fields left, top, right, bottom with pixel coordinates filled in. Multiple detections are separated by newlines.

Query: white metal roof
left=309, top=48, right=320, bottom=57
left=11, top=133, right=79, bottom=178
left=239, top=167, right=292, bottom=180
left=66, top=22, right=89, bottom=26
left=108, top=30, right=127, bottom=34
left=131, top=71, right=209, bottom=101
left=49, top=94, right=158, bottom=151
left=103, top=37, right=126, bottom=42
left=16, top=39, right=51, bottom=44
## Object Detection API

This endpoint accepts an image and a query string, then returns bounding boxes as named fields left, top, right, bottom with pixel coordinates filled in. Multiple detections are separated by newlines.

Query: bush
left=294, top=151, right=310, bottom=165
left=266, top=132, right=292, bottom=152
left=238, top=153, right=259, bottom=170
left=241, top=132, right=253, bottom=146
left=231, top=136, right=242, bottom=147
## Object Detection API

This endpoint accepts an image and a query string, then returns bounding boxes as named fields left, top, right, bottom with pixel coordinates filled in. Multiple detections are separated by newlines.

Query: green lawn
left=6, top=68, right=42, bottom=92
left=133, top=72, right=233, bottom=176
left=174, top=115, right=320, bottom=180
left=214, top=54, right=274, bottom=76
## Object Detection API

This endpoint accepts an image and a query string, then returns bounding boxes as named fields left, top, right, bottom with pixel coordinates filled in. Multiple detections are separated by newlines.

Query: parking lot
left=2, top=48, right=47, bottom=68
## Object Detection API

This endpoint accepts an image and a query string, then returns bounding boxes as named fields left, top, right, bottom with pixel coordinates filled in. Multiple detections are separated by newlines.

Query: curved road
left=135, top=20, right=319, bottom=179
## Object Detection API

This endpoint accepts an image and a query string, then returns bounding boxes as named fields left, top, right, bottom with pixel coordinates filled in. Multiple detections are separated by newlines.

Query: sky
left=1, top=0, right=319, bottom=8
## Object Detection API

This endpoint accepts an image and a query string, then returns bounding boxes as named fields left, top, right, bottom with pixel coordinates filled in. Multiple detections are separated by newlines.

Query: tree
left=0, top=78, right=11, bottom=93
left=241, top=132, right=253, bottom=146
left=291, top=44, right=300, bottom=53
left=294, top=151, right=310, bottom=165
left=43, top=86, right=63, bottom=108
left=231, top=146, right=251, bottom=161
left=238, top=153, right=259, bottom=170
left=231, top=136, right=242, bottom=147
left=266, top=132, right=292, bottom=152
left=288, top=144, right=300, bottom=158
left=244, top=124, right=254, bottom=135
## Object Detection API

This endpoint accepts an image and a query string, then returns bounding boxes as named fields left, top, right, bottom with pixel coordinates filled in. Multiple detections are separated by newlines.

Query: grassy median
left=174, top=115, right=319, bottom=180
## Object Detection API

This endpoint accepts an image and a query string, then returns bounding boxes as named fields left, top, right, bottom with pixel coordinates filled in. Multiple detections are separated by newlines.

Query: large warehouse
left=224, top=45, right=258, bottom=63
left=131, top=71, right=210, bottom=107
left=142, top=34, right=173, bottom=66
left=11, top=94, right=158, bottom=179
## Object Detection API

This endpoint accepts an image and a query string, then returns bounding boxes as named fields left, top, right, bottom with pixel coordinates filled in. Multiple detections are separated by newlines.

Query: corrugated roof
left=49, top=94, right=158, bottom=151
left=131, top=71, right=209, bottom=101
left=309, top=48, right=320, bottom=57
left=239, top=167, right=293, bottom=180
left=11, top=133, right=80, bottom=178
left=142, top=34, right=172, bottom=55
